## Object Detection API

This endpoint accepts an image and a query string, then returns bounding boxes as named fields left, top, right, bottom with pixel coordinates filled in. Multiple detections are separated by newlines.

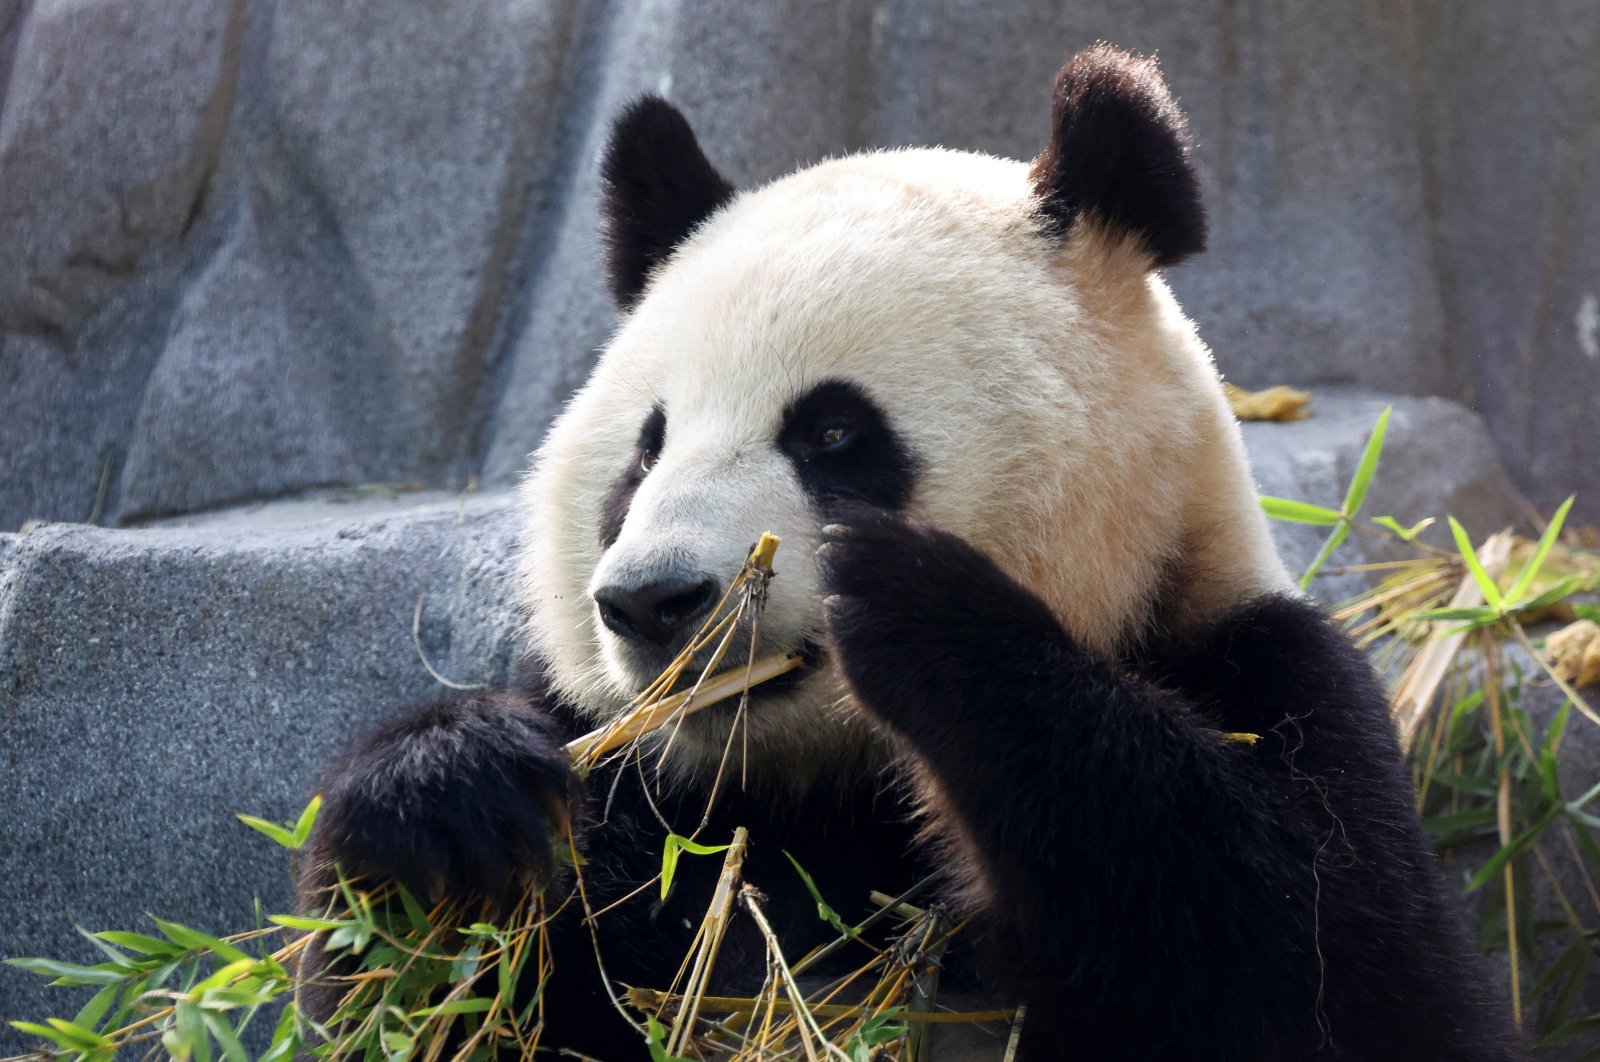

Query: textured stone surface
left=0, top=491, right=524, bottom=1037
left=0, top=392, right=1536, bottom=1039
left=3, top=0, right=1597, bottom=532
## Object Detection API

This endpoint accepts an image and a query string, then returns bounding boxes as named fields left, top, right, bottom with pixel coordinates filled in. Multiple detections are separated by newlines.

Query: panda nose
left=594, top=573, right=721, bottom=647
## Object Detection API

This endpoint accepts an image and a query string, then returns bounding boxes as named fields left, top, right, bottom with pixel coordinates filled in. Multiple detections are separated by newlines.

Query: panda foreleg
left=817, top=509, right=1342, bottom=1056
left=299, top=688, right=584, bottom=914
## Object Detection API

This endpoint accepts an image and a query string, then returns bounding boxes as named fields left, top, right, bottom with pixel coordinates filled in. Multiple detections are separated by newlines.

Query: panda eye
left=806, top=417, right=856, bottom=454
left=635, top=405, right=666, bottom=475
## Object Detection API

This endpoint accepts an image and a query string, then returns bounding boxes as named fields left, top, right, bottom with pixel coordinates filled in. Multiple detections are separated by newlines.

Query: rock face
left=0, top=492, right=525, bottom=1041
left=2, top=0, right=1597, bottom=532
left=0, top=393, right=1533, bottom=1039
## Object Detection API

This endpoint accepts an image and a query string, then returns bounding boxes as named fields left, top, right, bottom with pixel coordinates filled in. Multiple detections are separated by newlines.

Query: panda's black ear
left=600, top=96, right=736, bottom=306
left=1029, top=45, right=1206, bottom=268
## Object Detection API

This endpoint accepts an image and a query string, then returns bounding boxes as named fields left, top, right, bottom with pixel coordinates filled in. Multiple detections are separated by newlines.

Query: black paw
left=817, top=504, right=1068, bottom=727
left=303, top=690, right=581, bottom=909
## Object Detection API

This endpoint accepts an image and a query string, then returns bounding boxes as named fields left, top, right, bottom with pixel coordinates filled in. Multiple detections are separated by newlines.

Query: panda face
left=518, top=102, right=1291, bottom=782
left=518, top=152, right=1073, bottom=775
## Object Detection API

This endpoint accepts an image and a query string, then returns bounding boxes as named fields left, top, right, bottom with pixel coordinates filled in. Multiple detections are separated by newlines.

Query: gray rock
left=4, top=0, right=1597, bottom=530
left=0, top=491, right=524, bottom=1037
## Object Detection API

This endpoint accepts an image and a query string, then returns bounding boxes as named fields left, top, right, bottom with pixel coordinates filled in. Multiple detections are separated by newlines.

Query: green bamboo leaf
left=4, top=957, right=126, bottom=986
left=73, top=927, right=137, bottom=969
left=1425, top=772, right=1502, bottom=799
left=176, top=999, right=210, bottom=1062
left=1298, top=522, right=1350, bottom=591
left=1448, top=517, right=1504, bottom=611
left=1544, top=701, right=1574, bottom=758
left=396, top=885, right=432, bottom=936
left=414, top=999, right=494, bottom=1018
left=784, top=851, right=859, bottom=938
left=259, top=998, right=300, bottom=1062
left=152, top=918, right=251, bottom=964
left=1372, top=515, right=1434, bottom=541
left=44, top=1018, right=113, bottom=1051
left=659, top=834, right=731, bottom=901
left=1567, top=775, right=1600, bottom=815
left=1422, top=806, right=1498, bottom=837
left=11, top=1021, right=78, bottom=1050
left=12, top=1020, right=114, bottom=1054
left=1538, top=1012, right=1600, bottom=1050
left=234, top=814, right=295, bottom=848
left=1511, top=575, right=1587, bottom=615
left=1414, top=606, right=1500, bottom=623
left=96, top=930, right=179, bottom=956
left=202, top=1013, right=248, bottom=1062
left=646, top=1017, right=694, bottom=1062
left=383, top=1031, right=416, bottom=1062
left=268, top=914, right=348, bottom=932
left=1259, top=496, right=1341, bottom=526
left=288, top=796, right=323, bottom=849
left=1506, top=495, right=1575, bottom=604
left=1465, top=810, right=1558, bottom=892
left=1341, top=405, right=1392, bottom=517
left=73, top=982, right=122, bottom=1031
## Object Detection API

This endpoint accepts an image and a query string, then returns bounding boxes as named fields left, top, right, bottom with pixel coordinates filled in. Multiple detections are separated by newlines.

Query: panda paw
left=302, top=690, right=581, bottom=910
left=817, top=504, right=1068, bottom=730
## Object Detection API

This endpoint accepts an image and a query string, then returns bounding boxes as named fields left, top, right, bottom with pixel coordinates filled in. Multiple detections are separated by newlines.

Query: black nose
left=594, top=573, right=720, bottom=647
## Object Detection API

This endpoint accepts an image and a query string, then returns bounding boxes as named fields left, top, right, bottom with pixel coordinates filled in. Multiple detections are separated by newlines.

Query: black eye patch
left=599, top=405, right=666, bottom=548
left=778, top=380, right=916, bottom=511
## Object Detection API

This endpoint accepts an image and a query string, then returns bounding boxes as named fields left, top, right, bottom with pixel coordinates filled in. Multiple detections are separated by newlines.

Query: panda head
left=519, top=45, right=1290, bottom=785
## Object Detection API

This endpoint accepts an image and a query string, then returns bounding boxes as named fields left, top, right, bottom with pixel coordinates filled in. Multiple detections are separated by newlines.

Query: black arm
left=819, top=510, right=1522, bottom=1062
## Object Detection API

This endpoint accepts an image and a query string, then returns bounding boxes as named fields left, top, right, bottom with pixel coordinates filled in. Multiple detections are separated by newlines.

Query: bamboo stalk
left=565, top=654, right=803, bottom=765
left=629, top=989, right=1014, bottom=1025
left=665, top=827, right=750, bottom=1056
left=1392, top=531, right=1515, bottom=751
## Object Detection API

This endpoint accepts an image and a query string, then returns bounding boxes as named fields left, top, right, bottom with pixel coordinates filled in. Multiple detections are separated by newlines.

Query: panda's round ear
left=1029, top=45, right=1206, bottom=268
left=600, top=96, right=736, bottom=307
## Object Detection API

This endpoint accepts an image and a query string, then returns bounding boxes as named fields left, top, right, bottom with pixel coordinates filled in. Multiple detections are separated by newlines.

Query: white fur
left=517, top=147, right=1292, bottom=778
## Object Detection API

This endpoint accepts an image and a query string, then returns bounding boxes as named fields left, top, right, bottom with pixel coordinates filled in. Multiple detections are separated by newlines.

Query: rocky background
left=2, top=0, right=1598, bottom=1047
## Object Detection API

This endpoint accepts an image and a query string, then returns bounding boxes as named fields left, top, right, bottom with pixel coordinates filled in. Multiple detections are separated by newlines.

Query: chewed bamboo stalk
left=565, top=653, right=803, bottom=766
left=566, top=533, right=797, bottom=769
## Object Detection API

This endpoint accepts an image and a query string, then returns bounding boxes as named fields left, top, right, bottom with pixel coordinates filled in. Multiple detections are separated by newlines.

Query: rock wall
left=2, top=0, right=1597, bottom=531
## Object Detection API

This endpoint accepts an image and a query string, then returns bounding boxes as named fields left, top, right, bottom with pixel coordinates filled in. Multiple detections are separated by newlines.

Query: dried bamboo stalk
left=1392, top=530, right=1514, bottom=751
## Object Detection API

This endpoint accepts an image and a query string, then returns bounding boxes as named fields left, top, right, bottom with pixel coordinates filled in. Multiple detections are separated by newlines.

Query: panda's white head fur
left=517, top=46, right=1291, bottom=785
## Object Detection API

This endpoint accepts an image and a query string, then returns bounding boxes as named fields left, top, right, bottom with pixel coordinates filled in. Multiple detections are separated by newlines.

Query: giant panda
left=301, top=45, right=1523, bottom=1061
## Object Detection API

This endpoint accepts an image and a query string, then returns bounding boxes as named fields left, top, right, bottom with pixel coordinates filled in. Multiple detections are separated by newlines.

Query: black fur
left=779, top=379, right=918, bottom=511
left=301, top=688, right=580, bottom=910
left=598, top=404, right=666, bottom=548
left=1030, top=45, right=1206, bottom=267
left=818, top=508, right=1522, bottom=1062
left=601, top=96, right=736, bottom=306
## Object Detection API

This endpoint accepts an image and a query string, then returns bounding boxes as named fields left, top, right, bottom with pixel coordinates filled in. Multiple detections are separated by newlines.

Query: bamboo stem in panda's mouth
left=565, top=652, right=805, bottom=766
left=566, top=533, right=800, bottom=768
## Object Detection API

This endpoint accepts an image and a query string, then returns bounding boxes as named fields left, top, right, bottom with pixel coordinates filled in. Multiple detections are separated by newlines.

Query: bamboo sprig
left=566, top=534, right=795, bottom=770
